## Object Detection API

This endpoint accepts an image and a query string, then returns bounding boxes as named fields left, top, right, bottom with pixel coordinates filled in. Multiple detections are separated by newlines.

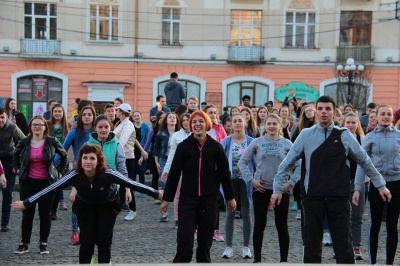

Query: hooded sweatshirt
left=354, top=125, right=400, bottom=191
left=164, top=80, right=186, bottom=109
left=86, top=132, right=127, bottom=176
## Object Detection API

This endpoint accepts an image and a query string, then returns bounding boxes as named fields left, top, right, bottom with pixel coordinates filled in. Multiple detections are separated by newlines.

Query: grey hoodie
left=238, top=135, right=301, bottom=191
left=354, top=125, right=400, bottom=191
left=164, top=80, right=186, bottom=109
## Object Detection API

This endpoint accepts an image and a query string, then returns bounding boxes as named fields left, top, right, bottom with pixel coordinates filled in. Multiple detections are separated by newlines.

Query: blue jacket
left=153, top=129, right=171, bottom=158
left=221, top=134, right=255, bottom=206
left=137, top=122, right=151, bottom=148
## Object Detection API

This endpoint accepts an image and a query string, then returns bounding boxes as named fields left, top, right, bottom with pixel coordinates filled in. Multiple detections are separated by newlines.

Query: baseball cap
left=116, top=103, right=131, bottom=113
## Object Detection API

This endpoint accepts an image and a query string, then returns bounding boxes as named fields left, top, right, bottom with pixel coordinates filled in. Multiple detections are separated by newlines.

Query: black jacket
left=23, top=169, right=160, bottom=208
left=163, top=134, right=234, bottom=202
left=0, top=121, right=25, bottom=158
left=14, top=136, right=68, bottom=184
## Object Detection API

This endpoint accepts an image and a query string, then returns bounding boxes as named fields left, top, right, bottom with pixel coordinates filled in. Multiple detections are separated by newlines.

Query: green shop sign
left=275, top=82, right=319, bottom=103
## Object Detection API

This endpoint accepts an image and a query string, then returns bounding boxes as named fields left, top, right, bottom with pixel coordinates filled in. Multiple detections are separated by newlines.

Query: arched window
left=324, top=82, right=370, bottom=113
left=226, top=82, right=269, bottom=107
left=157, top=80, right=200, bottom=104
left=16, top=75, right=63, bottom=120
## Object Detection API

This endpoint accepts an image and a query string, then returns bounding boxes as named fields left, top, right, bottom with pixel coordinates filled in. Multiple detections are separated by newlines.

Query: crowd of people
left=1, top=71, right=400, bottom=264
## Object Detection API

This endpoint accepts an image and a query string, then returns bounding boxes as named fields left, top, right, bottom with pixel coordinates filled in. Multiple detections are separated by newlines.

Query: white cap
left=116, top=103, right=131, bottom=113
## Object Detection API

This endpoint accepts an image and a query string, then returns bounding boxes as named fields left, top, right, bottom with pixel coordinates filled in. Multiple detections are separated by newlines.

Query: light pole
left=336, top=58, right=365, bottom=104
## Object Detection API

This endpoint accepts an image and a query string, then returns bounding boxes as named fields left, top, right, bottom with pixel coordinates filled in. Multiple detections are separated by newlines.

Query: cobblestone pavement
left=0, top=188, right=395, bottom=265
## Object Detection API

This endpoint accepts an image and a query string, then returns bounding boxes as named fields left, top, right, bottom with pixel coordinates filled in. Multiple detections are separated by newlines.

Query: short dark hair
left=77, top=99, right=94, bottom=114
left=367, top=102, right=378, bottom=109
left=156, top=95, right=164, bottom=102
left=250, top=105, right=258, bottom=109
left=170, top=72, right=178, bottom=79
left=47, top=99, right=57, bottom=107
left=265, top=101, right=274, bottom=106
left=242, top=95, right=251, bottom=101
left=0, top=107, right=6, bottom=115
left=316, top=95, right=336, bottom=109
left=104, top=103, right=114, bottom=111
left=74, top=98, right=81, bottom=104
left=201, top=102, right=207, bottom=105
left=114, top=97, right=124, bottom=104
left=223, top=106, right=229, bottom=112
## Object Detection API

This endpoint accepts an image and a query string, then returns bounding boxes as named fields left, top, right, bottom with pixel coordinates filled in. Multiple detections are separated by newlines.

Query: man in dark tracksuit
left=271, top=96, right=391, bottom=264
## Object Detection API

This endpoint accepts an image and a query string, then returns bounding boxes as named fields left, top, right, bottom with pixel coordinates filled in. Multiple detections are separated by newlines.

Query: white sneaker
left=124, top=211, right=136, bottom=221
left=295, top=210, right=301, bottom=220
left=222, top=246, right=233, bottom=258
left=242, top=246, right=252, bottom=259
left=322, top=232, right=332, bottom=246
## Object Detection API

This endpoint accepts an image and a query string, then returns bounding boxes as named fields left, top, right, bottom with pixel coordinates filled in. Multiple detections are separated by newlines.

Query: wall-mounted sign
left=275, top=82, right=320, bottom=103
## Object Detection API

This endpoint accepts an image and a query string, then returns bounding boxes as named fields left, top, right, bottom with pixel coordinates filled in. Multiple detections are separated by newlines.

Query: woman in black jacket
left=13, top=115, right=68, bottom=255
left=161, top=110, right=236, bottom=263
left=12, top=144, right=162, bottom=264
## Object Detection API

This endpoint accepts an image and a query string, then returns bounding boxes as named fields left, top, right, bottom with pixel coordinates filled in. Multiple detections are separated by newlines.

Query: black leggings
left=368, top=181, right=400, bottom=265
left=253, top=189, right=290, bottom=262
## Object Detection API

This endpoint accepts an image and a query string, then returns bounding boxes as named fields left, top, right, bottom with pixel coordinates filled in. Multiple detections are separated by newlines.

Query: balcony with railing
left=20, top=39, right=61, bottom=58
left=336, top=45, right=374, bottom=63
left=227, top=46, right=265, bottom=64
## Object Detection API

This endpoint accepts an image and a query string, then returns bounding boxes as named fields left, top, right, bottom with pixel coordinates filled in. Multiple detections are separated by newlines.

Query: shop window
left=226, top=82, right=269, bottom=107
left=17, top=75, right=63, bottom=120
left=157, top=80, right=200, bottom=104
left=324, top=82, right=369, bottom=113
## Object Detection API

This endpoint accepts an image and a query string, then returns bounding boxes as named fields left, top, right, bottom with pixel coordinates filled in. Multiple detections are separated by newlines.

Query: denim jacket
left=153, top=129, right=171, bottom=159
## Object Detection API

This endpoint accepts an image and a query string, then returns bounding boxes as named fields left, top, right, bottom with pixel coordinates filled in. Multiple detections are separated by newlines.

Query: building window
left=89, top=0, right=119, bottom=42
left=324, top=83, right=369, bottom=113
left=226, top=82, right=269, bottom=107
left=285, top=12, right=315, bottom=48
left=24, top=2, right=57, bottom=40
left=230, top=10, right=262, bottom=47
left=340, top=11, right=372, bottom=46
left=158, top=80, right=200, bottom=104
left=161, top=8, right=181, bottom=45
left=17, top=75, right=63, bottom=120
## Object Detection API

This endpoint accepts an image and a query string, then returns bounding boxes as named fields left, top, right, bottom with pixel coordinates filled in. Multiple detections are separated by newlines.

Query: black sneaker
left=39, top=242, right=49, bottom=254
left=14, top=244, right=29, bottom=254
left=1, top=225, right=9, bottom=232
left=174, top=220, right=179, bottom=229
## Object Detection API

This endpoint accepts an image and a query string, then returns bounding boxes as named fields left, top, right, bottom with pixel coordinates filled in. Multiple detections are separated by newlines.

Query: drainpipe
left=133, top=0, right=139, bottom=110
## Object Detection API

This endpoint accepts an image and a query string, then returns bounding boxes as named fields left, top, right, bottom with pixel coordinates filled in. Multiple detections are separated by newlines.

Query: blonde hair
left=262, top=114, right=283, bottom=136
left=341, top=112, right=365, bottom=136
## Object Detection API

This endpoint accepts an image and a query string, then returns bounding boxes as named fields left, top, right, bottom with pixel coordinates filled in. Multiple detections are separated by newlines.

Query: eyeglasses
left=32, top=124, right=45, bottom=127
left=305, top=109, right=315, bottom=114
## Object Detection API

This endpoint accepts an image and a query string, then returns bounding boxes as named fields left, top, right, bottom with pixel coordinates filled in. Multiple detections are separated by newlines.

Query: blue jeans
left=1, top=156, right=15, bottom=227
left=159, top=158, right=167, bottom=190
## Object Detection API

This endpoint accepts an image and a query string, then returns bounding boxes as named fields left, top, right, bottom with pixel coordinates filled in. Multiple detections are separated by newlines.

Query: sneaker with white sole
left=353, top=247, right=363, bottom=260
left=213, top=230, right=225, bottom=242
left=242, top=246, right=252, bottom=259
left=14, top=243, right=29, bottom=254
left=39, top=242, right=49, bottom=254
left=322, top=232, right=332, bottom=246
left=295, top=210, right=301, bottom=220
left=124, top=211, right=137, bottom=221
left=222, top=246, right=233, bottom=258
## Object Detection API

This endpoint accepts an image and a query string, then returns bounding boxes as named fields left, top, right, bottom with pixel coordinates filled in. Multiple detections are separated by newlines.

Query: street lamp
left=336, top=58, right=365, bottom=104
